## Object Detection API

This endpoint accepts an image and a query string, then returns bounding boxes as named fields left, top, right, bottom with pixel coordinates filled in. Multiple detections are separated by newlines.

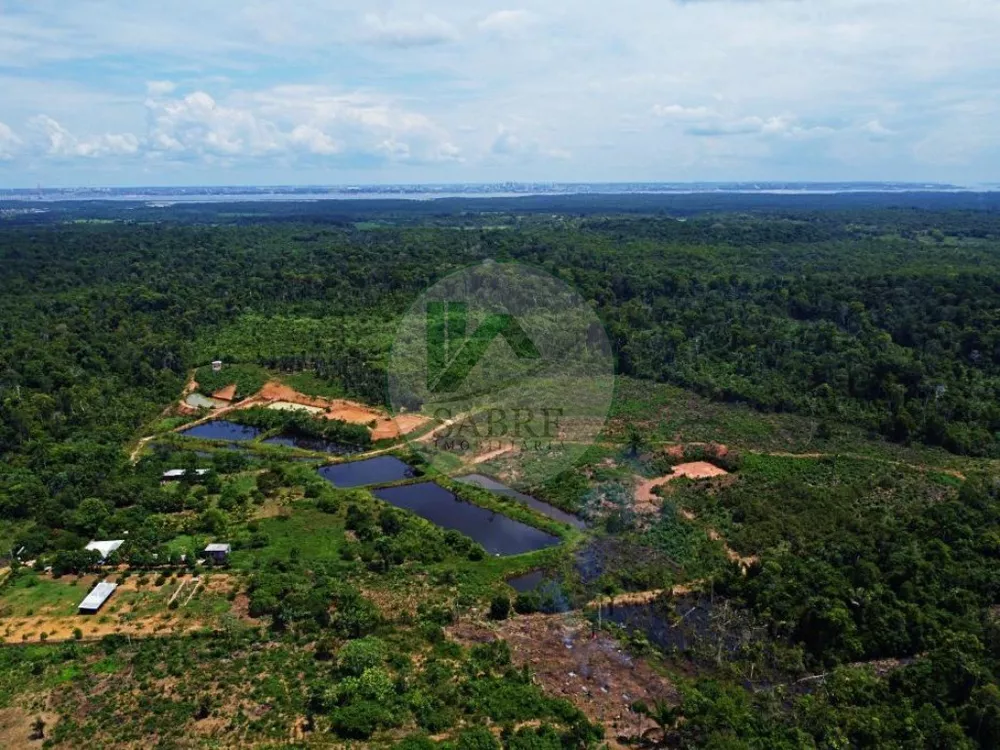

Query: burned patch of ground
left=449, top=613, right=675, bottom=747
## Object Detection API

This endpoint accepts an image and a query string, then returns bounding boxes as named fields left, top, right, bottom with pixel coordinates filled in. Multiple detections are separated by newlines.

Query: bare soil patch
left=449, top=614, right=675, bottom=747
left=0, top=706, right=59, bottom=748
left=634, top=462, right=730, bottom=512
left=255, top=381, right=430, bottom=440
left=0, top=572, right=238, bottom=644
left=212, top=384, right=238, bottom=402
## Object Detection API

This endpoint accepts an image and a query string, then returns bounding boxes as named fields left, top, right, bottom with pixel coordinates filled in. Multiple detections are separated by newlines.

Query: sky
left=0, top=0, right=998, bottom=187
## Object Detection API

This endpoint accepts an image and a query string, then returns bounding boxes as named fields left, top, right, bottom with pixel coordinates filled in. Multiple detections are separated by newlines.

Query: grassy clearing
left=229, top=504, right=347, bottom=569
left=0, top=574, right=85, bottom=617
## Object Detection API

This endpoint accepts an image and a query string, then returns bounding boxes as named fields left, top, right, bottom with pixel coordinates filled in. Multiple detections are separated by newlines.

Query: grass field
left=229, top=504, right=347, bottom=569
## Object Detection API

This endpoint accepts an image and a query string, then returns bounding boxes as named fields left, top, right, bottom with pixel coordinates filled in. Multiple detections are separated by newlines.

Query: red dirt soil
left=212, top=384, right=238, bottom=401
left=634, top=462, right=729, bottom=507
left=254, top=381, right=430, bottom=440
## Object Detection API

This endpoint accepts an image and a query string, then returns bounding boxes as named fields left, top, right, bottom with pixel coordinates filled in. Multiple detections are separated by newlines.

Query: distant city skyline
left=1, top=1, right=998, bottom=187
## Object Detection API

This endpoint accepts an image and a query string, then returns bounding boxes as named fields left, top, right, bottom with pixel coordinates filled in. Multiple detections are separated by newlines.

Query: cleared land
left=0, top=572, right=236, bottom=644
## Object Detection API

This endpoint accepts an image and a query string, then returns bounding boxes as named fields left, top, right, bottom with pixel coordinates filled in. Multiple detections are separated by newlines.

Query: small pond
left=506, top=569, right=548, bottom=592
left=373, top=482, right=560, bottom=556
left=456, top=473, right=586, bottom=529
left=263, top=435, right=358, bottom=456
left=178, top=420, right=262, bottom=441
left=184, top=393, right=227, bottom=409
left=318, top=456, right=416, bottom=488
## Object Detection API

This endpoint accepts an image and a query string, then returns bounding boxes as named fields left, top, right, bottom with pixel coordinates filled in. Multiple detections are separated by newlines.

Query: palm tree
left=631, top=699, right=679, bottom=746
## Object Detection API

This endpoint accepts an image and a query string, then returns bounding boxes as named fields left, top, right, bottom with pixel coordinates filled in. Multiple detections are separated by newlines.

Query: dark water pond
left=373, top=482, right=561, bottom=556
left=318, top=456, right=416, bottom=488
left=179, top=420, right=261, bottom=441
left=507, top=569, right=547, bottom=592
left=263, top=435, right=357, bottom=455
left=456, top=474, right=586, bottom=529
left=505, top=570, right=573, bottom=611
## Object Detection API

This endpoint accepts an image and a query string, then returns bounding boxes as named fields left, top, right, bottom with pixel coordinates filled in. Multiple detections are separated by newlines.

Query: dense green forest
left=0, top=197, right=999, bottom=748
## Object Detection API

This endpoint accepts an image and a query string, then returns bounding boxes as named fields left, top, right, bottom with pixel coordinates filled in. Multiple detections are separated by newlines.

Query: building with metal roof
left=79, top=581, right=118, bottom=614
left=162, top=468, right=210, bottom=480
left=85, top=539, right=125, bottom=562
left=204, top=543, right=232, bottom=562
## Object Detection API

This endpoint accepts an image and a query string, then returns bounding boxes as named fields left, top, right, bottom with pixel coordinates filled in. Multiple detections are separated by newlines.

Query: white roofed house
left=161, top=468, right=210, bottom=484
left=85, top=539, right=125, bottom=563
left=79, top=581, right=118, bottom=614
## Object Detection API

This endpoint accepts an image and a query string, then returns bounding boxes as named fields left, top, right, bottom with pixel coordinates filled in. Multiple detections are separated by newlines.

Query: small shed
left=211, top=360, right=223, bottom=372
left=204, top=543, right=232, bottom=563
left=85, top=539, right=125, bottom=562
left=162, top=468, right=210, bottom=482
left=79, top=581, right=118, bottom=614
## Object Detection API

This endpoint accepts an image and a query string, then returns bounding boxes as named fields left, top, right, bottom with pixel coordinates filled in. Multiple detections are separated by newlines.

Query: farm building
left=204, top=543, right=231, bottom=563
left=85, top=539, right=125, bottom=562
left=79, top=581, right=118, bottom=614
left=162, top=468, right=210, bottom=482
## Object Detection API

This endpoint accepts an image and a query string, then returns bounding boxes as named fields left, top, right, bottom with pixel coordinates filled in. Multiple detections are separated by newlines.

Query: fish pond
left=318, top=456, right=416, bottom=488
left=263, top=435, right=358, bottom=456
left=373, top=482, right=561, bottom=556
left=456, top=473, right=586, bottom=529
left=178, top=420, right=261, bottom=441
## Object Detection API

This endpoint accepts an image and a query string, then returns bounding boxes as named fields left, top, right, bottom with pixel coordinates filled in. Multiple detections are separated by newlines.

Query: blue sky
left=0, top=0, right=998, bottom=187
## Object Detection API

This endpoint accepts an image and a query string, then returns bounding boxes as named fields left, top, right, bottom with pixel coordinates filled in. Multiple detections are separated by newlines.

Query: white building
left=162, top=468, right=210, bottom=481
left=79, top=581, right=118, bottom=614
left=85, top=539, right=125, bottom=562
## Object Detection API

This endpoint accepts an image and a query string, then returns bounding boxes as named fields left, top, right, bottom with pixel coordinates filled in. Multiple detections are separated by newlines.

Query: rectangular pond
left=455, top=473, right=586, bottom=529
left=178, top=420, right=262, bottom=441
left=318, top=456, right=416, bottom=488
left=263, top=435, right=358, bottom=456
left=373, top=482, right=561, bottom=556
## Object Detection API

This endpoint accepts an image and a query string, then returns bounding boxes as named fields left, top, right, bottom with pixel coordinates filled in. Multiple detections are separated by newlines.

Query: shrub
left=489, top=594, right=511, bottom=621
left=513, top=593, right=540, bottom=615
left=456, top=726, right=500, bottom=750
left=337, top=637, right=387, bottom=677
left=330, top=700, right=393, bottom=739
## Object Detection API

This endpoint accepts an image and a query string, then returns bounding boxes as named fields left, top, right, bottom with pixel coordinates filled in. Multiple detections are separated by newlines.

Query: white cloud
left=652, top=104, right=717, bottom=120
left=1, top=0, right=1000, bottom=181
left=862, top=119, right=895, bottom=138
left=478, top=10, right=536, bottom=36
left=0, top=121, right=21, bottom=159
left=28, top=115, right=140, bottom=158
left=362, top=13, right=459, bottom=48
left=289, top=125, right=340, bottom=156
left=145, top=91, right=282, bottom=157
left=139, top=87, right=462, bottom=165
left=491, top=125, right=569, bottom=161
left=146, top=80, right=177, bottom=97
left=654, top=105, right=835, bottom=140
